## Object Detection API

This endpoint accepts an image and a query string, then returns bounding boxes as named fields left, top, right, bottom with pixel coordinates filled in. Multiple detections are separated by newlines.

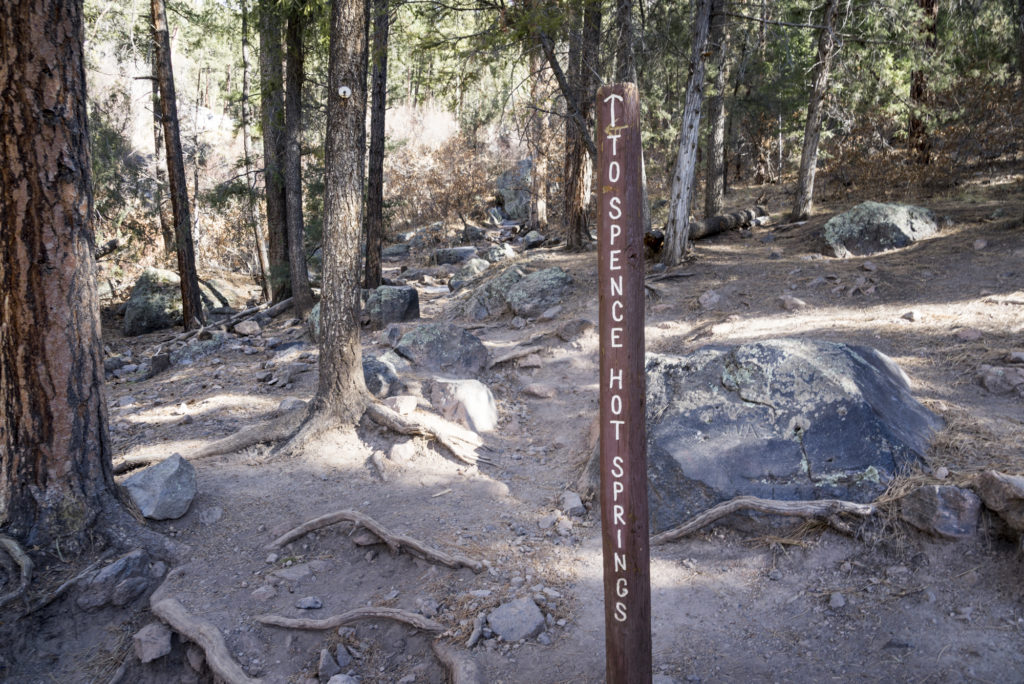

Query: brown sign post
left=597, top=82, right=652, bottom=683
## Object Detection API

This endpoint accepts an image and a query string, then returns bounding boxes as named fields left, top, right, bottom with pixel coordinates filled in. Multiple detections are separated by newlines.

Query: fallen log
left=645, top=205, right=769, bottom=255
left=94, top=237, right=123, bottom=259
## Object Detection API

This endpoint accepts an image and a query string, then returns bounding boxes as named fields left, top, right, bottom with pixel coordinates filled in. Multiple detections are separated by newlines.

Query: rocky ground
left=2, top=175, right=1024, bottom=683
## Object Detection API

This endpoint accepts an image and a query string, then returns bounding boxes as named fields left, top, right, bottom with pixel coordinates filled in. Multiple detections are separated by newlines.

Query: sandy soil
left=2, top=176, right=1023, bottom=683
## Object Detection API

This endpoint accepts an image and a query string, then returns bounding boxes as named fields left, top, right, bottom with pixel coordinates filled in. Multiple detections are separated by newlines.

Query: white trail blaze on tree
left=596, top=83, right=652, bottom=683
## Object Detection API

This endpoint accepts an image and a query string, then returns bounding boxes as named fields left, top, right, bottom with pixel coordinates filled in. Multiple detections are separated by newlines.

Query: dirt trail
left=4, top=180, right=1023, bottom=683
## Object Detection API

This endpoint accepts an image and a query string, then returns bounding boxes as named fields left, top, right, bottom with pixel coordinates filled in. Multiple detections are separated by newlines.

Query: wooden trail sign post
left=597, top=82, right=652, bottom=683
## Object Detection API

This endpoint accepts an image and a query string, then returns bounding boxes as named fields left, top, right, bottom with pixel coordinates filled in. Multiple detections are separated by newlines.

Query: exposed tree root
left=113, top=407, right=307, bottom=474
left=0, top=534, right=33, bottom=610
left=152, top=597, right=262, bottom=684
left=650, top=496, right=878, bottom=545
left=365, top=402, right=492, bottom=467
left=433, top=639, right=484, bottom=684
left=266, top=508, right=486, bottom=573
left=23, top=549, right=115, bottom=616
left=464, top=613, right=485, bottom=648
left=256, top=606, right=444, bottom=632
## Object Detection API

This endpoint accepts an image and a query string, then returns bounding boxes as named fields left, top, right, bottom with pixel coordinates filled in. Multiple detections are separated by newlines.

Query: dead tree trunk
left=152, top=0, right=204, bottom=329
left=259, top=0, right=291, bottom=302
left=241, top=0, right=271, bottom=301
left=284, top=0, right=314, bottom=316
left=663, top=0, right=713, bottom=266
left=0, top=0, right=118, bottom=548
left=704, top=0, right=730, bottom=218
left=150, top=47, right=175, bottom=256
left=363, top=0, right=390, bottom=290
left=789, top=0, right=840, bottom=222
left=528, top=48, right=550, bottom=235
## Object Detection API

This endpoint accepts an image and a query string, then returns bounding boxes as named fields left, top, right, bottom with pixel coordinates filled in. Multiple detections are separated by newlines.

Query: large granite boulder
left=463, top=266, right=525, bottom=320
left=364, top=285, right=420, bottom=329
left=123, top=268, right=187, bottom=336
left=432, top=246, right=478, bottom=265
left=395, top=322, right=488, bottom=376
left=823, top=201, right=938, bottom=258
left=495, top=160, right=532, bottom=222
left=635, top=339, right=941, bottom=533
left=449, top=258, right=490, bottom=292
left=505, top=267, right=573, bottom=318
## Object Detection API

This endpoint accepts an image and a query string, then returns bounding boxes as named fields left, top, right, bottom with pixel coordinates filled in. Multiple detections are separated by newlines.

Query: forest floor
left=4, top=174, right=1024, bottom=683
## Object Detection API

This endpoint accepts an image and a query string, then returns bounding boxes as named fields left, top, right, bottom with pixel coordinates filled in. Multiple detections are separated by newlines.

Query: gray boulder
left=900, top=485, right=981, bottom=539
left=365, top=285, right=420, bottom=329
left=76, top=549, right=151, bottom=611
left=449, top=258, right=490, bottom=292
left=430, top=378, right=498, bottom=433
left=432, top=246, right=478, bottom=265
left=485, top=243, right=516, bottom=263
left=382, top=243, right=410, bottom=260
left=462, top=223, right=487, bottom=242
left=496, top=160, right=532, bottom=222
left=396, top=322, right=488, bottom=376
left=463, top=266, right=525, bottom=320
left=123, top=453, right=197, bottom=520
left=123, top=268, right=187, bottom=336
left=505, top=267, right=573, bottom=319
left=974, top=470, right=1024, bottom=533
left=363, top=356, right=400, bottom=398
left=523, top=230, right=545, bottom=250
left=823, top=201, right=938, bottom=258
left=133, top=623, right=172, bottom=663
left=635, top=339, right=941, bottom=533
left=487, top=597, right=546, bottom=642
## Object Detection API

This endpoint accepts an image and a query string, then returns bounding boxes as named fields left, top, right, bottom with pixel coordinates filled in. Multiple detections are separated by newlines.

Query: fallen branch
left=0, top=534, right=33, bottom=610
left=256, top=606, right=443, bottom=632
left=465, top=613, right=485, bottom=648
left=365, top=402, right=490, bottom=467
left=487, top=345, right=544, bottom=369
left=152, top=597, right=262, bottom=684
left=433, top=639, right=484, bottom=684
left=266, top=508, right=485, bottom=573
left=163, top=297, right=293, bottom=348
left=650, top=496, right=877, bottom=545
left=646, top=270, right=697, bottom=283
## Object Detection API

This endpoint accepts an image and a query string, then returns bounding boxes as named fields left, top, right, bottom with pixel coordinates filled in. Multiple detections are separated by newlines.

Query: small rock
left=537, top=632, right=552, bottom=645
left=318, top=648, right=341, bottom=682
left=122, top=453, right=196, bottom=520
left=118, top=395, right=137, bottom=408
left=133, top=622, right=172, bottom=663
left=934, top=466, right=949, bottom=480
left=861, top=261, right=878, bottom=271
left=560, top=491, right=586, bottom=517
left=383, top=395, right=418, bottom=416
left=538, top=305, right=562, bottom=321
left=388, top=440, right=418, bottom=463
left=296, top=596, right=323, bottom=610
left=488, top=597, right=546, bottom=642
left=199, top=507, right=223, bottom=525
left=829, top=592, right=846, bottom=609
left=768, top=568, right=782, bottom=581
left=351, top=529, right=382, bottom=546
left=186, top=645, right=205, bottom=672
left=974, top=470, right=1024, bottom=532
left=327, top=676, right=358, bottom=684
left=523, top=231, right=545, bottom=249
left=778, top=295, right=809, bottom=311
left=698, top=289, right=721, bottom=310
left=973, top=239, right=987, bottom=251
left=538, top=513, right=558, bottom=530
left=955, top=328, right=983, bottom=342
left=900, top=485, right=981, bottom=539
left=234, top=319, right=262, bottom=336
left=522, top=383, right=556, bottom=399
left=333, top=644, right=353, bottom=668
left=278, top=397, right=307, bottom=412
left=255, top=370, right=273, bottom=382
left=251, top=585, right=276, bottom=601
left=1005, top=351, right=1024, bottom=364
left=902, top=310, right=920, bottom=322
left=266, top=553, right=279, bottom=564
left=555, top=518, right=572, bottom=536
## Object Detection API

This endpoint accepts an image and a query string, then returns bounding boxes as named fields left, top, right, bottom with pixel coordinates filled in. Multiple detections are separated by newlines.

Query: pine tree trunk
left=789, top=0, right=839, bottom=222
left=152, top=0, right=204, bottom=329
left=313, top=0, right=371, bottom=423
left=0, top=0, right=118, bottom=548
left=529, top=49, right=549, bottom=234
left=704, top=0, right=730, bottom=219
left=563, top=0, right=600, bottom=250
left=614, top=0, right=637, bottom=82
left=259, top=0, right=291, bottom=302
left=284, top=1, right=313, bottom=316
left=150, top=48, right=175, bottom=256
left=663, top=0, right=713, bottom=266
left=241, top=0, right=271, bottom=302
left=363, top=0, right=390, bottom=290
left=908, top=0, right=938, bottom=165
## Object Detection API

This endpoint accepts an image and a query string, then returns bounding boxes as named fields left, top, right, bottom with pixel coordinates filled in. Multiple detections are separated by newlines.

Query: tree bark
left=152, top=0, right=204, bottom=328
left=259, top=0, right=291, bottom=302
left=789, top=0, right=839, bottom=222
left=313, top=0, right=371, bottom=423
left=241, top=0, right=271, bottom=302
left=0, top=0, right=118, bottom=548
left=908, top=0, right=938, bottom=165
left=704, top=0, right=730, bottom=218
left=284, top=0, right=314, bottom=316
left=363, top=0, right=390, bottom=290
left=528, top=48, right=550, bottom=235
left=614, top=0, right=637, bottom=83
left=663, top=0, right=713, bottom=266
left=150, top=47, right=175, bottom=256
left=563, top=0, right=600, bottom=250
